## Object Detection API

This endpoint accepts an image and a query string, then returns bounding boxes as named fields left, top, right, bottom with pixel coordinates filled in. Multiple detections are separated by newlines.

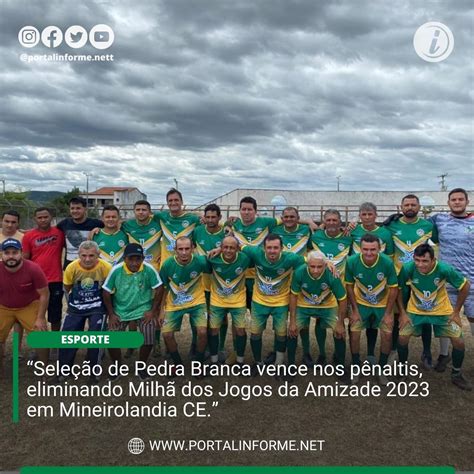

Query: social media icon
left=41, top=26, right=63, bottom=48
left=413, top=22, right=454, bottom=63
left=18, top=26, right=40, bottom=48
left=65, top=25, right=88, bottom=48
left=89, top=24, right=114, bottom=49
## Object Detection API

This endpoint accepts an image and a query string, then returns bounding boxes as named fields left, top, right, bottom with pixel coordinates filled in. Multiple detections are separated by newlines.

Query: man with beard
left=384, top=194, right=437, bottom=369
left=428, top=188, right=474, bottom=371
left=0, top=239, right=49, bottom=371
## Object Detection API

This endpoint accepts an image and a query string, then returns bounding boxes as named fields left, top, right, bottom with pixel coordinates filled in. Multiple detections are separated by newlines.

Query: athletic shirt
left=92, top=229, right=129, bottom=265
left=310, top=230, right=352, bottom=279
left=22, top=227, right=64, bottom=282
left=345, top=253, right=398, bottom=308
left=193, top=224, right=226, bottom=292
left=385, top=217, right=437, bottom=274
left=0, top=260, right=48, bottom=308
left=208, top=252, right=251, bottom=308
left=122, top=217, right=162, bottom=269
left=57, top=218, right=104, bottom=263
left=350, top=224, right=394, bottom=256
left=429, top=213, right=474, bottom=284
left=154, top=211, right=200, bottom=265
left=242, top=246, right=304, bottom=307
left=159, top=255, right=209, bottom=311
left=272, top=224, right=311, bottom=256
left=291, top=265, right=346, bottom=309
left=398, top=260, right=467, bottom=316
left=63, top=259, right=112, bottom=315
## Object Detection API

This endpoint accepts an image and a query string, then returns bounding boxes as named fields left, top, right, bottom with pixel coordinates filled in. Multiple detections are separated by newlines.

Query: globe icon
left=128, top=437, right=145, bottom=455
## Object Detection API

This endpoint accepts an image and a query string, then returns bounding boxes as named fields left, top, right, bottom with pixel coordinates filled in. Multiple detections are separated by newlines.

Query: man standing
left=273, top=207, right=311, bottom=256
left=345, top=234, right=398, bottom=385
left=92, top=205, right=129, bottom=265
left=428, top=188, right=474, bottom=371
left=288, top=251, right=347, bottom=380
left=103, top=243, right=163, bottom=379
left=23, top=207, right=65, bottom=332
left=385, top=194, right=437, bottom=368
left=397, top=244, right=471, bottom=390
left=59, top=241, right=111, bottom=382
left=57, top=197, right=103, bottom=268
left=0, top=239, right=49, bottom=371
left=1, top=210, right=23, bottom=245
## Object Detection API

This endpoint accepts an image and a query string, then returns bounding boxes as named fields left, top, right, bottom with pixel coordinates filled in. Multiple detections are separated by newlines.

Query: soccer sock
left=195, top=351, right=205, bottom=363
left=439, top=337, right=450, bottom=357
left=275, top=335, right=287, bottom=354
left=379, top=352, right=389, bottom=367
left=208, top=334, right=219, bottom=356
left=397, top=343, right=408, bottom=364
left=451, top=348, right=464, bottom=372
left=235, top=334, right=247, bottom=358
left=155, top=329, right=161, bottom=345
left=315, top=321, right=327, bottom=357
left=366, top=328, right=378, bottom=357
left=391, top=319, right=399, bottom=351
left=219, top=321, right=228, bottom=352
left=170, top=351, right=183, bottom=365
left=299, top=328, right=310, bottom=354
left=191, top=325, right=197, bottom=347
left=352, top=353, right=361, bottom=365
left=333, top=337, right=346, bottom=366
left=421, top=324, right=432, bottom=356
left=250, top=335, right=262, bottom=362
left=273, top=334, right=278, bottom=352
left=287, top=337, right=297, bottom=365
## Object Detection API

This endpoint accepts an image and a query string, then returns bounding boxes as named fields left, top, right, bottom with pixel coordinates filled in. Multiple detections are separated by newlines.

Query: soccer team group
left=0, top=187, right=472, bottom=389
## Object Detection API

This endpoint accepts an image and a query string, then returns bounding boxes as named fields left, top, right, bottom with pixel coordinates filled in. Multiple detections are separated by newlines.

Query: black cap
left=1, top=238, right=22, bottom=251
left=123, top=243, right=144, bottom=258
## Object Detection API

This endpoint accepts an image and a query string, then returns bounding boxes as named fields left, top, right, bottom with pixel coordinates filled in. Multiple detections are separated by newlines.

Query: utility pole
left=336, top=176, right=341, bottom=192
left=83, top=172, right=92, bottom=209
left=438, top=173, right=448, bottom=192
left=0, top=178, right=5, bottom=197
left=174, top=178, right=178, bottom=189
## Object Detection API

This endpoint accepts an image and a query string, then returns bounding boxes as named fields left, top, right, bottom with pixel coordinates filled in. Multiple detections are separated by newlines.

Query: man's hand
left=34, top=317, right=48, bottom=332
left=343, top=221, right=357, bottom=236
left=288, top=321, right=298, bottom=338
left=88, top=227, right=101, bottom=238
left=307, top=221, right=319, bottom=232
left=349, top=309, right=361, bottom=326
left=382, top=312, right=394, bottom=331
left=326, top=261, right=340, bottom=278
left=335, top=319, right=345, bottom=338
left=398, top=311, right=411, bottom=330
left=207, top=247, right=221, bottom=259
left=143, top=310, right=156, bottom=324
left=448, top=311, right=462, bottom=328
left=108, top=313, right=120, bottom=330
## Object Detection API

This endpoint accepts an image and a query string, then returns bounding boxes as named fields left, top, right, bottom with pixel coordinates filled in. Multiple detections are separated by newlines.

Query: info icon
left=18, top=26, right=40, bottom=48
left=413, top=22, right=454, bottom=63
left=128, top=437, right=145, bottom=455
left=89, top=24, right=114, bottom=49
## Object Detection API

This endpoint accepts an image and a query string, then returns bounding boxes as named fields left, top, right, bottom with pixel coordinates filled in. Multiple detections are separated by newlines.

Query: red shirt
left=0, top=260, right=48, bottom=308
left=22, top=227, right=64, bottom=283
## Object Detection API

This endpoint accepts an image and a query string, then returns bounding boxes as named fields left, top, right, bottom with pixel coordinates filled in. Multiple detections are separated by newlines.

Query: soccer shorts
left=162, top=304, right=207, bottom=333
left=295, top=307, right=338, bottom=331
left=350, top=305, right=391, bottom=332
left=399, top=313, right=463, bottom=338
left=251, top=302, right=288, bottom=337
left=209, top=305, right=247, bottom=329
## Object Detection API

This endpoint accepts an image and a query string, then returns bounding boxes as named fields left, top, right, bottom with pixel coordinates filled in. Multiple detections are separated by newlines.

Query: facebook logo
left=41, top=26, right=63, bottom=48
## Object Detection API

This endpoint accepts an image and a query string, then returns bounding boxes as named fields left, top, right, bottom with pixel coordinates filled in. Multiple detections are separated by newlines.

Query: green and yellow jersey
left=242, top=246, right=304, bottom=307
left=385, top=217, right=437, bottom=274
left=208, top=252, right=251, bottom=308
left=310, top=230, right=352, bottom=278
left=398, top=260, right=467, bottom=316
left=291, top=265, right=346, bottom=309
left=350, top=224, right=394, bottom=256
left=345, top=253, right=398, bottom=308
left=273, top=223, right=311, bottom=256
left=159, top=254, right=209, bottom=311
left=154, top=211, right=201, bottom=266
left=122, top=217, right=162, bottom=270
left=92, top=229, right=129, bottom=265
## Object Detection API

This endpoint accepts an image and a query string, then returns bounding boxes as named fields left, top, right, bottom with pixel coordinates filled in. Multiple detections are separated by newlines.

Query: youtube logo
left=89, top=24, right=114, bottom=49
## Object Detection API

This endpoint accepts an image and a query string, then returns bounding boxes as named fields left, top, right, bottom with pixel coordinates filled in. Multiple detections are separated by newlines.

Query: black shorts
left=48, top=282, right=64, bottom=324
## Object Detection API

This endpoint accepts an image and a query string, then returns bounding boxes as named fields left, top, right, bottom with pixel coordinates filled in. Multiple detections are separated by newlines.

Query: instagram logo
left=18, top=26, right=40, bottom=47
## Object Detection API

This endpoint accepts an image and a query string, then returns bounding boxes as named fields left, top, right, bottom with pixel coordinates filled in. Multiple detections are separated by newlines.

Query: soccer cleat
left=366, top=355, right=377, bottom=366
left=302, top=353, right=314, bottom=367
left=263, top=351, right=276, bottom=365
left=434, top=354, right=451, bottom=373
left=421, top=353, right=433, bottom=370
left=451, top=373, right=472, bottom=391
left=124, top=348, right=135, bottom=359
left=218, top=350, right=227, bottom=364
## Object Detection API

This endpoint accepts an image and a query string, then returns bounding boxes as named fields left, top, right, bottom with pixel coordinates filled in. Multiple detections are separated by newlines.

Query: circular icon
left=64, top=25, right=88, bottom=48
left=41, top=26, right=63, bottom=48
left=413, top=22, right=454, bottom=62
left=89, top=24, right=114, bottom=49
left=18, top=26, right=40, bottom=48
left=128, top=437, right=145, bottom=455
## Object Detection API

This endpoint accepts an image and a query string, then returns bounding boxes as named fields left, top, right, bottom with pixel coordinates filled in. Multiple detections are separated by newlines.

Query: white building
left=80, top=187, right=146, bottom=218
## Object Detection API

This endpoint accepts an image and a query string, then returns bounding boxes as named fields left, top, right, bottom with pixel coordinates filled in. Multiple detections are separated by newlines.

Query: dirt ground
left=0, top=317, right=473, bottom=471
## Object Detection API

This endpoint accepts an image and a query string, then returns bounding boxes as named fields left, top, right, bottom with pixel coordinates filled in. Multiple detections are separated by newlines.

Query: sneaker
left=302, top=353, right=314, bottom=367
left=434, top=354, right=451, bottom=373
left=451, top=373, right=472, bottom=391
left=421, top=353, right=433, bottom=370
left=366, top=355, right=377, bottom=366
left=263, top=352, right=276, bottom=365
left=153, top=344, right=161, bottom=358
left=377, top=374, right=389, bottom=386
left=124, top=348, right=135, bottom=359
left=451, top=372, right=472, bottom=392
left=218, top=350, right=227, bottom=364
left=225, top=351, right=237, bottom=365
left=315, top=355, right=327, bottom=367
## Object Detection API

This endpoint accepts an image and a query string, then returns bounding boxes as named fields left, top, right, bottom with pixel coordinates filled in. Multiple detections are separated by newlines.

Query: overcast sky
left=0, top=0, right=472, bottom=204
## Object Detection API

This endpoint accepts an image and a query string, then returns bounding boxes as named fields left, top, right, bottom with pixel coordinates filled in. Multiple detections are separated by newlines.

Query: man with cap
left=103, top=243, right=163, bottom=379
left=0, top=238, right=49, bottom=372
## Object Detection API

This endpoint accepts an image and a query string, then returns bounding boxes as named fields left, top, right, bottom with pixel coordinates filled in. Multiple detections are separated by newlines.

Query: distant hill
left=27, top=190, right=64, bottom=203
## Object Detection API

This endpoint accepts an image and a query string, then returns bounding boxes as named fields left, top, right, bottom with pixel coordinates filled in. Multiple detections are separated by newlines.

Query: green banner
left=21, top=466, right=455, bottom=474
left=27, top=331, right=144, bottom=348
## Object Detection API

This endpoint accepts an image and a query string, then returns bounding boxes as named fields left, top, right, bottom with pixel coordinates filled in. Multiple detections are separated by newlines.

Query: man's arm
left=144, top=286, right=164, bottom=323
left=335, top=297, right=348, bottom=338
left=34, top=287, right=49, bottom=331
left=345, top=284, right=361, bottom=324
left=157, top=289, right=168, bottom=328
left=449, top=280, right=470, bottom=326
